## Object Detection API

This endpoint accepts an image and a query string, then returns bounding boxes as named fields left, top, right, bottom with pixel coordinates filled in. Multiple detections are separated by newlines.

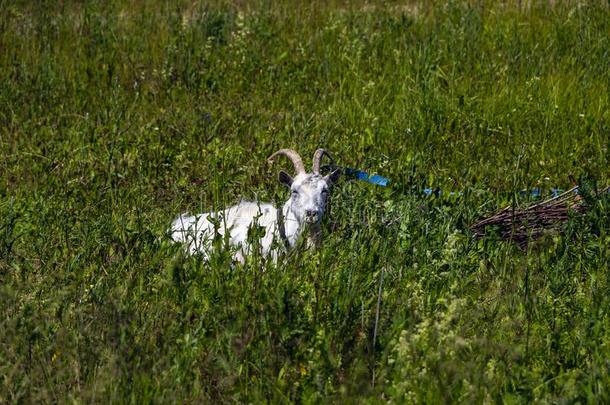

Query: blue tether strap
left=322, top=165, right=390, bottom=186
left=323, top=165, right=609, bottom=198
left=343, top=167, right=390, bottom=186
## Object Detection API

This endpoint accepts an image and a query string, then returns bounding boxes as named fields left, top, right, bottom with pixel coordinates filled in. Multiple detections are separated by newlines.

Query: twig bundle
left=471, top=186, right=609, bottom=248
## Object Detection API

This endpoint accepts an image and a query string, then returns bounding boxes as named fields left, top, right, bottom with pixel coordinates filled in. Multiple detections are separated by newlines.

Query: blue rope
left=343, top=167, right=390, bottom=187
left=422, top=187, right=570, bottom=198
left=331, top=165, right=608, bottom=199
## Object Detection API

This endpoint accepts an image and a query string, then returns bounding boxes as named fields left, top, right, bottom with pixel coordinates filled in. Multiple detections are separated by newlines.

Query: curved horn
left=312, top=148, right=334, bottom=174
left=267, top=149, right=305, bottom=174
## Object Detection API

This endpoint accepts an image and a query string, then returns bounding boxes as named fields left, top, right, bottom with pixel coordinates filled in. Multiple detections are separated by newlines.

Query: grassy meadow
left=1, top=0, right=610, bottom=402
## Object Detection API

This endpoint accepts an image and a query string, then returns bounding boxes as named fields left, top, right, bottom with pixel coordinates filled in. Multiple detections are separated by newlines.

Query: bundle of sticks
left=471, top=185, right=609, bottom=248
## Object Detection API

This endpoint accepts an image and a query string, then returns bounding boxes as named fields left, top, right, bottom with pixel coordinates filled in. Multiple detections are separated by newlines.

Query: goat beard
left=305, top=223, right=322, bottom=249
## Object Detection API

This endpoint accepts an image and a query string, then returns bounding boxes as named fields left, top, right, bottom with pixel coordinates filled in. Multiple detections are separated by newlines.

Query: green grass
left=1, top=0, right=609, bottom=402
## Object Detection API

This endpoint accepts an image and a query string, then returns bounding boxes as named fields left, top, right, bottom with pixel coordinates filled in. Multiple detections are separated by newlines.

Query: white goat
left=170, top=149, right=340, bottom=262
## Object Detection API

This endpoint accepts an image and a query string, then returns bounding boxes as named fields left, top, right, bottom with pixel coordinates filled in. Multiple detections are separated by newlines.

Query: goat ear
left=325, top=168, right=341, bottom=185
left=278, top=170, right=293, bottom=187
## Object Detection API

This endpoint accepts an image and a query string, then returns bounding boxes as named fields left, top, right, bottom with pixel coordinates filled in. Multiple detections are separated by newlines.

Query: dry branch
left=471, top=186, right=609, bottom=248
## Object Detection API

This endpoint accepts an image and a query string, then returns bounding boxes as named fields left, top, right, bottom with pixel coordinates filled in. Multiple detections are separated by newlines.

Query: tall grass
left=1, top=1, right=609, bottom=402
